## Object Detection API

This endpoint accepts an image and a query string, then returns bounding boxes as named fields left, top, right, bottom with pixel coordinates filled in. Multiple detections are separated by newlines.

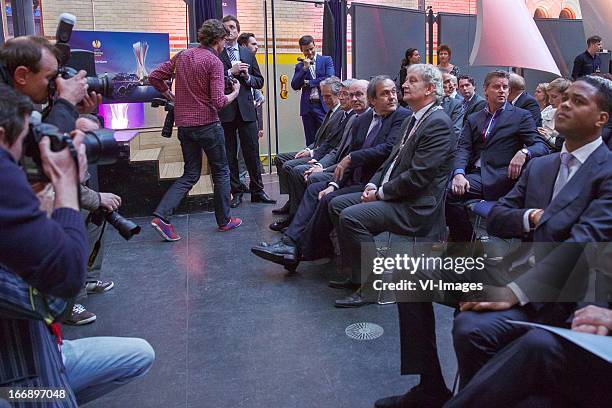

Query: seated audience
left=539, top=77, right=572, bottom=149
left=328, top=64, right=456, bottom=308
left=457, top=74, right=487, bottom=127
left=436, top=44, right=460, bottom=77
left=452, top=75, right=612, bottom=390
left=441, top=73, right=464, bottom=137
left=272, top=76, right=346, bottom=225
left=252, top=76, right=409, bottom=271
left=509, top=72, right=542, bottom=127
left=446, top=70, right=549, bottom=244
left=442, top=73, right=460, bottom=99
left=534, top=82, right=550, bottom=110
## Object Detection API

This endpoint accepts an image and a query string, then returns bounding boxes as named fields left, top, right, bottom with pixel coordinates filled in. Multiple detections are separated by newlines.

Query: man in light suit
left=291, top=35, right=335, bottom=146
left=220, top=16, right=275, bottom=208
left=452, top=76, right=612, bottom=390
left=329, top=64, right=455, bottom=308
left=446, top=70, right=549, bottom=244
left=457, top=74, right=486, bottom=127
left=509, top=72, right=542, bottom=127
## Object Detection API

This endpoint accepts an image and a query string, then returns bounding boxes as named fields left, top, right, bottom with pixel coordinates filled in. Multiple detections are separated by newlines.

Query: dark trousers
left=222, top=118, right=264, bottom=195
left=446, top=328, right=612, bottom=407
left=154, top=123, right=230, bottom=227
left=274, top=152, right=309, bottom=196
left=301, top=108, right=325, bottom=146
left=285, top=182, right=362, bottom=260
left=445, top=171, right=483, bottom=242
left=287, top=164, right=313, bottom=215
left=77, top=210, right=106, bottom=301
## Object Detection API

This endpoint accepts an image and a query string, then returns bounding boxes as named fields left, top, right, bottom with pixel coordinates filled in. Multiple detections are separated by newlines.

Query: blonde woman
left=534, top=82, right=549, bottom=110
left=538, top=78, right=572, bottom=148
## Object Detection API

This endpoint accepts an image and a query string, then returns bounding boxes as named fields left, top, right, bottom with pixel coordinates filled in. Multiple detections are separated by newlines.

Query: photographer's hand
left=99, top=192, right=122, bottom=212
left=225, top=80, right=241, bottom=105
left=55, top=70, right=89, bottom=106
left=77, top=91, right=102, bottom=114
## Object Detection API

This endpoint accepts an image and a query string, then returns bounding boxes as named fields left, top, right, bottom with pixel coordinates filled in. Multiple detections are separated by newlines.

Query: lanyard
left=482, top=107, right=502, bottom=142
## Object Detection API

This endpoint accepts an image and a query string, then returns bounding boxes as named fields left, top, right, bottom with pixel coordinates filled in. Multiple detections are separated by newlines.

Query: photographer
left=148, top=19, right=242, bottom=240
left=0, top=84, right=154, bottom=406
left=0, top=35, right=100, bottom=133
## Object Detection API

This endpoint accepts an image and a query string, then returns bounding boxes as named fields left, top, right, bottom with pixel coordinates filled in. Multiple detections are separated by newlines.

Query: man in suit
left=442, top=72, right=461, bottom=100
left=445, top=70, right=549, bottom=244
left=509, top=72, right=542, bottom=127
left=291, top=35, right=335, bottom=146
left=270, top=76, right=346, bottom=230
left=457, top=74, right=486, bottom=127
left=220, top=16, right=275, bottom=208
left=440, top=92, right=464, bottom=138
left=328, top=64, right=456, bottom=309
left=252, top=76, right=410, bottom=271
left=374, top=75, right=612, bottom=408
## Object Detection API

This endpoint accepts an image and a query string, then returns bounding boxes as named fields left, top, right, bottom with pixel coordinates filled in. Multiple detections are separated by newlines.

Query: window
left=559, top=8, right=576, bottom=19
left=533, top=7, right=549, bottom=19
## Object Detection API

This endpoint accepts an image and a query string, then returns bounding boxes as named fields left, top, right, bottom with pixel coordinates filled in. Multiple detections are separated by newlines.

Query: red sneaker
left=218, top=217, right=242, bottom=232
left=151, top=217, right=181, bottom=241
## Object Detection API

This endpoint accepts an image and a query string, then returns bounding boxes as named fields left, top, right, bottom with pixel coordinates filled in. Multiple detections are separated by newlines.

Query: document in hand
left=507, top=320, right=612, bottom=363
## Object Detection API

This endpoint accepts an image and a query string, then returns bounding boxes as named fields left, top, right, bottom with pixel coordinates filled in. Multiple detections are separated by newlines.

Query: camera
left=90, top=209, right=141, bottom=241
left=151, top=98, right=175, bottom=138
left=224, top=76, right=237, bottom=95
left=52, top=66, right=114, bottom=99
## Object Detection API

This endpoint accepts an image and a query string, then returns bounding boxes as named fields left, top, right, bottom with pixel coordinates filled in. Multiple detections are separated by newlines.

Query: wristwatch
left=520, top=148, right=530, bottom=159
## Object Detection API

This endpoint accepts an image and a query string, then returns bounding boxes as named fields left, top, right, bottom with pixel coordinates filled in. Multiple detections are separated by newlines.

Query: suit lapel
left=220, top=49, right=232, bottom=69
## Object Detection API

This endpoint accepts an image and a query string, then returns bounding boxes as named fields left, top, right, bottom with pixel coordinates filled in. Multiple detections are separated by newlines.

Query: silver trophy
left=133, top=41, right=149, bottom=81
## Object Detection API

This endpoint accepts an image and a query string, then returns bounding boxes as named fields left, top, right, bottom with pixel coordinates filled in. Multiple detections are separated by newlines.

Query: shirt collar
left=561, top=137, right=603, bottom=165
left=486, top=101, right=507, bottom=116
left=465, top=94, right=475, bottom=103
left=413, top=101, right=436, bottom=122
left=330, top=103, right=341, bottom=113
left=511, top=92, right=524, bottom=105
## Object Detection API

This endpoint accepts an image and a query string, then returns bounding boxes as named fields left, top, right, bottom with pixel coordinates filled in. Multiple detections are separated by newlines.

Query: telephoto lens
left=105, top=212, right=141, bottom=241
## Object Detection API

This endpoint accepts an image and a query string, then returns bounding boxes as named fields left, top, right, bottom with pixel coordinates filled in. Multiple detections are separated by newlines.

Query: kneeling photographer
left=0, top=84, right=154, bottom=406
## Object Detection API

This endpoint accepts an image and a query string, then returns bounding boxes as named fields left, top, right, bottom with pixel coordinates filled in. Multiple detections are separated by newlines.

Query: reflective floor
left=65, top=174, right=457, bottom=408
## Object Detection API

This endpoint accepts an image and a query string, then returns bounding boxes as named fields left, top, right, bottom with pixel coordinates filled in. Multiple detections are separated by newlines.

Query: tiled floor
left=64, top=174, right=457, bottom=408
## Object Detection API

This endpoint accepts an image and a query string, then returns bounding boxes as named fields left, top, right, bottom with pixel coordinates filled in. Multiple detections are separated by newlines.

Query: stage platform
left=64, top=174, right=457, bottom=408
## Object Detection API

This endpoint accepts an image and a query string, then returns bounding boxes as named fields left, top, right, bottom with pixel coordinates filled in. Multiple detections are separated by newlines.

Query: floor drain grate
left=345, top=322, right=384, bottom=340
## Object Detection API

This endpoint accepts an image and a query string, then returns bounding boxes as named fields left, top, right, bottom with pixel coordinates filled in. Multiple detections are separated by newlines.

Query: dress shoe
left=272, top=201, right=290, bottom=214
left=328, top=278, right=360, bottom=290
left=269, top=217, right=292, bottom=232
left=334, top=290, right=372, bottom=308
left=230, top=193, right=243, bottom=208
left=251, top=240, right=299, bottom=268
left=251, top=191, right=277, bottom=204
left=374, top=384, right=452, bottom=408
left=237, top=183, right=250, bottom=193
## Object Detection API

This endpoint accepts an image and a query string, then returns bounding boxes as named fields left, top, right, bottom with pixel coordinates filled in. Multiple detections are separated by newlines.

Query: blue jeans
left=154, top=122, right=231, bottom=227
left=62, top=337, right=155, bottom=406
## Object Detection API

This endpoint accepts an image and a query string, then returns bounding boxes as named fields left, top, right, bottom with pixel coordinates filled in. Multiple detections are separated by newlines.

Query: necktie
left=461, top=99, right=469, bottom=114
left=400, top=115, right=417, bottom=146
left=309, top=57, right=316, bottom=79
left=552, top=152, right=575, bottom=199
left=228, top=47, right=239, bottom=62
left=352, top=115, right=382, bottom=183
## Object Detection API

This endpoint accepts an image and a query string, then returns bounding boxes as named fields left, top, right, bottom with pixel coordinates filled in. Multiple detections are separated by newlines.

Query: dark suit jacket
left=441, top=96, right=464, bottom=138
left=462, top=94, right=487, bottom=127
left=488, top=144, right=612, bottom=301
left=455, top=103, right=549, bottom=200
left=218, top=46, right=264, bottom=123
left=602, top=120, right=612, bottom=150
left=371, top=108, right=456, bottom=236
left=514, top=92, right=542, bottom=127
left=291, top=54, right=335, bottom=116
left=317, top=110, right=357, bottom=168
left=310, top=107, right=347, bottom=160
left=340, top=107, right=411, bottom=186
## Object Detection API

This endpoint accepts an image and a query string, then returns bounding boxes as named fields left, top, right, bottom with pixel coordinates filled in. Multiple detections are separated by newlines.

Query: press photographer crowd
left=1, top=6, right=612, bottom=408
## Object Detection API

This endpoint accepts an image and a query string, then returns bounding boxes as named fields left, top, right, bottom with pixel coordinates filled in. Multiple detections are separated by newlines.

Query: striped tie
left=228, top=47, right=239, bottom=62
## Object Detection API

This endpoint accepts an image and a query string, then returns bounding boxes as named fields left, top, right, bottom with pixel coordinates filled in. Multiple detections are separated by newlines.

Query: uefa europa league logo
left=133, top=41, right=149, bottom=81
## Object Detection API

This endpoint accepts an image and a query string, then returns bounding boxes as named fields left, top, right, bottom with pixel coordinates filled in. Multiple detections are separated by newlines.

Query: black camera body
left=90, top=209, right=141, bottom=241
left=224, top=76, right=237, bottom=95
left=150, top=98, right=175, bottom=138
left=53, top=66, right=114, bottom=99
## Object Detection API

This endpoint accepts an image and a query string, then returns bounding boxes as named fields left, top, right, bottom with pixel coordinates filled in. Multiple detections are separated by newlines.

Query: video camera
left=150, top=97, right=174, bottom=138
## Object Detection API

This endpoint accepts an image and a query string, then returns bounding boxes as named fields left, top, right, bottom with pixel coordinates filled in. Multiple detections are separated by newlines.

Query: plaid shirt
left=149, top=46, right=228, bottom=127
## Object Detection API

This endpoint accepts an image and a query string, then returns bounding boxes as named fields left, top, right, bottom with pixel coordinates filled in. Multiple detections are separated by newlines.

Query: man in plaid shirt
left=149, top=19, right=242, bottom=241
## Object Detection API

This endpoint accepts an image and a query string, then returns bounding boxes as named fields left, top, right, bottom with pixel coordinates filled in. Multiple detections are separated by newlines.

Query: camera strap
left=88, top=219, right=107, bottom=269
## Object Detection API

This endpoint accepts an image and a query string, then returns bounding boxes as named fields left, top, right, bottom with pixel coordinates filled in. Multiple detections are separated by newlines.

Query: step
left=130, top=147, right=161, bottom=162
left=188, top=175, right=213, bottom=196
left=159, top=162, right=185, bottom=180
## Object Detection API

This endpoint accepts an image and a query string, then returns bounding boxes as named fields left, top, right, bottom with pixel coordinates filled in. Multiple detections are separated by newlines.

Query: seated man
left=374, top=75, right=612, bottom=408
left=509, top=72, right=542, bottom=127
left=329, top=64, right=456, bottom=308
left=446, top=305, right=612, bottom=407
left=441, top=73, right=464, bottom=138
left=252, top=76, right=410, bottom=270
left=271, top=76, right=346, bottom=224
left=446, top=70, right=549, bottom=244
left=0, top=85, right=154, bottom=406
left=457, top=74, right=487, bottom=127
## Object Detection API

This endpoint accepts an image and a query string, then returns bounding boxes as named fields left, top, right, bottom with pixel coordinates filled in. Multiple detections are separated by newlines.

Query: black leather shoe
left=238, top=183, right=250, bottom=194
left=230, top=193, right=243, bottom=208
left=334, top=290, right=372, bottom=308
left=374, top=384, right=452, bottom=408
left=328, top=278, right=360, bottom=290
left=272, top=201, right=290, bottom=214
left=251, top=240, right=299, bottom=267
left=251, top=191, right=277, bottom=204
left=269, top=217, right=292, bottom=232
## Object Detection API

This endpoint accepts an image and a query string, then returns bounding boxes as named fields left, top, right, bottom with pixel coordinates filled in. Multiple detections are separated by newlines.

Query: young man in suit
left=446, top=70, right=549, bottom=244
left=329, top=64, right=455, bottom=309
left=509, top=72, right=542, bottom=127
left=220, top=16, right=275, bottom=208
left=457, top=74, right=486, bottom=126
left=252, top=76, right=410, bottom=271
left=291, top=35, right=335, bottom=146
left=452, top=75, right=612, bottom=390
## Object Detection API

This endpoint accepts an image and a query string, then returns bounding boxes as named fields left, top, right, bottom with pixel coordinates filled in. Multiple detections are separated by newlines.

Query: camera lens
left=86, top=76, right=113, bottom=99
left=82, top=129, right=119, bottom=165
left=105, top=211, right=141, bottom=240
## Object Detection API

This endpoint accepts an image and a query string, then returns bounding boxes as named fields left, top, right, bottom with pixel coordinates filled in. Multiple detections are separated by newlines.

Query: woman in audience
left=534, top=82, right=549, bottom=110
left=437, top=44, right=460, bottom=76
left=399, top=48, right=421, bottom=106
left=538, top=78, right=572, bottom=149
